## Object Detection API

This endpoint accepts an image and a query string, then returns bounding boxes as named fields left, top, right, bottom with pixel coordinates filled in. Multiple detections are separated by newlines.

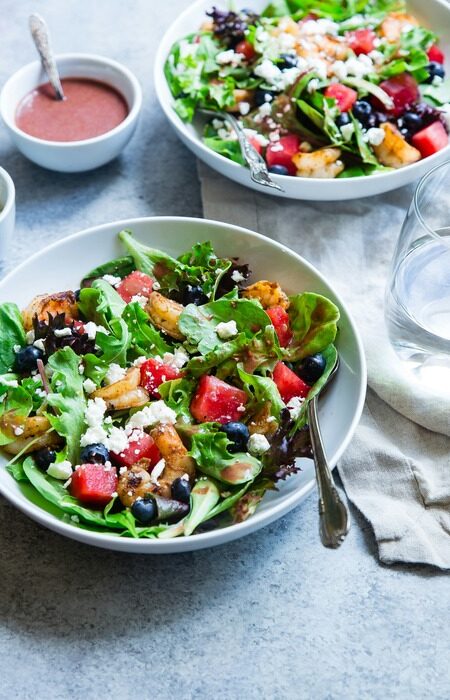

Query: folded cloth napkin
left=198, top=161, right=450, bottom=569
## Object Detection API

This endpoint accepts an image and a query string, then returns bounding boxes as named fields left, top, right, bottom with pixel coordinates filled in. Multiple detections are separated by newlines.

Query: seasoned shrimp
left=380, top=12, right=419, bottom=42
left=248, top=403, right=279, bottom=437
left=2, top=416, right=61, bottom=455
left=145, top=292, right=184, bottom=340
left=92, top=367, right=149, bottom=409
left=150, top=423, right=196, bottom=498
left=22, top=291, right=78, bottom=331
left=242, top=281, right=289, bottom=310
left=117, top=465, right=153, bottom=507
left=292, top=148, right=344, bottom=178
left=372, top=123, right=421, bottom=168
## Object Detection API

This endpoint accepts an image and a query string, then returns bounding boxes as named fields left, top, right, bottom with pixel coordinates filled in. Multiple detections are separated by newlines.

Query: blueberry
left=278, top=53, right=298, bottom=70
left=34, top=447, right=56, bottom=471
left=221, top=422, right=250, bottom=453
left=336, top=112, right=351, bottom=127
left=254, top=88, right=277, bottom=106
left=296, top=354, right=326, bottom=385
left=131, top=497, right=157, bottom=525
left=80, top=443, right=109, bottom=465
left=14, top=345, right=44, bottom=373
left=424, top=61, right=445, bottom=84
left=171, top=477, right=191, bottom=504
left=402, top=112, right=423, bottom=132
left=268, top=164, right=289, bottom=175
left=352, top=100, right=373, bottom=126
left=181, top=284, right=209, bottom=306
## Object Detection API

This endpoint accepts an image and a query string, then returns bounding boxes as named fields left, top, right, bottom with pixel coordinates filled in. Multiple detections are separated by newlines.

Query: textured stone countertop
left=0, top=2, right=448, bottom=699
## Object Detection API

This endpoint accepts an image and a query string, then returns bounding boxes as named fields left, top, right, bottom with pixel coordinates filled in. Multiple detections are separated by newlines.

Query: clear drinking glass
left=385, top=160, right=450, bottom=390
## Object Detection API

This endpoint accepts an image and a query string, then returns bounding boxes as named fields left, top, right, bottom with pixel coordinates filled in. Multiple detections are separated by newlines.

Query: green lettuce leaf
left=81, top=255, right=134, bottom=286
left=0, top=303, right=26, bottom=374
left=122, top=302, right=171, bottom=359
left=237, top=364, right=284, bottom=418
left=78, top=280, right=126, bottom=329
left=284, top=292, right=339, bottom=361
left=83, top=319, right=130, bottom=385
left=190, top=428, right=262, bottom=485
left=158, top=377, right=197, bottom=422
left=0, top=385, right=34, bottom=446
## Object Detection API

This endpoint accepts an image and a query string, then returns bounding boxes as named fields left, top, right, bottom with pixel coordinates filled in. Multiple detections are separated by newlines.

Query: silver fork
left=199, top=108, right=284, bottom=192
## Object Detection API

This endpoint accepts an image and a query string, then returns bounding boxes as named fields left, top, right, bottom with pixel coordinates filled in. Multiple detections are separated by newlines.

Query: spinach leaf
left=179, top=297, right=271, bottom=354
left=122, top=302, right=172, bottom=358
left=186, top=333, right=250, bottom=377
left=78, top=280, right=126, bottom=329
left=0, top=303, right=26, bottom=374
left=284, top=293, right=339, bottom=361
left=190, top=429, right=262, bottom=485
left=46, top=347, right=86, bottom=464
left=7, top=459, right=28, bottom=482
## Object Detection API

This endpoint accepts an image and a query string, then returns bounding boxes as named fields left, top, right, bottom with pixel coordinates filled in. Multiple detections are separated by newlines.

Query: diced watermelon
left=70, top=463, right=118, bottom=508
left=190, top=375, right=248, bottom=424
left=110, top=430, right=161, bottom=468
left=347, top=28, right=376, bottom=55
left=427, top=44, right=445, bottom=64
left=411, top=121, right=448, bottom=158
left=116, top=271, right=154, bottom=303
left=266, top=134, right=300, bottom=175
left=378, top=73, right=419, bottom=117
left=140, top=358, right=181, bottom=398
left=273, top=362, right=310, bottom=403
left=235, top=40, right=256, bottom=61
left=266, top=306, right=293, bottom=347
left=324, top=83, right=357, bottom=112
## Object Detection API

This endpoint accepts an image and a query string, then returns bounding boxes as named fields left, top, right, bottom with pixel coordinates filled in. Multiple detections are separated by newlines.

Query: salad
left=0, top=231, right=339, bottom=539
left=165, top=0, right=450, bottom=178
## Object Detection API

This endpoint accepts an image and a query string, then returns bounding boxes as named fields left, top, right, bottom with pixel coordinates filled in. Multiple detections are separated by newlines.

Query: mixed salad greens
left=165, top=0, right=450, bottom=178
left=0, top=231, right=339, bottom=539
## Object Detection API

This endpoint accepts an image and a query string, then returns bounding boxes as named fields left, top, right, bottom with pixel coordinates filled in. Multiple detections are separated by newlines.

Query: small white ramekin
left=0, top=167, right=15, bottom=259
left=0, top=53, right=142, bottom=173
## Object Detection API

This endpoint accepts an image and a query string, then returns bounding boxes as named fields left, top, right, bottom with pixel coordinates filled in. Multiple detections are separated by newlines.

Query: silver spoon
left=29, top=14, right=65, bottom=100
left=199, top=108, right=284, bottom=192
left=307, top=357, right=350, bottom=548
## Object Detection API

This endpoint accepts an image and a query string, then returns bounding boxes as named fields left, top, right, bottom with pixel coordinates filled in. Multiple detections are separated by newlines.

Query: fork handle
left=308, top=396, right=350, bottom=548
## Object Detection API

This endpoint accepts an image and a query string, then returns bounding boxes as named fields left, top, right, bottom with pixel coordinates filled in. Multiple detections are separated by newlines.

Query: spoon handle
left=308, top=395, right=350, bottom=548
left=29, top=14, right=65, bottom=100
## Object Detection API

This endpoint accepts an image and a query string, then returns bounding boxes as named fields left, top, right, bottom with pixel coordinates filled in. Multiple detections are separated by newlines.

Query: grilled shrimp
left=292, top=148, right=344, bottom=178
left=150, top=423, right=196, bottom=498
left=372, top=123, right=421, bottom=168
left=242, top=281, right=290, bottom=310
left=145, top=292, right=184, bottom=340
left=2, top=416, right=61, bottom=455
left=248, top=403, right=279, bottom=437
left=22, top=291, right=78, bottom=331
left=117, top=465, right=153, bottom=507
left=92, top=367, right=149, bottom=410
left=380, top=12, right=419, bottom=42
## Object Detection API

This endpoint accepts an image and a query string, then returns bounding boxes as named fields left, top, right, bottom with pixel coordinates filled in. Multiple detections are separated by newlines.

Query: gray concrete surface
left=0, top=2, right=448, bottom=699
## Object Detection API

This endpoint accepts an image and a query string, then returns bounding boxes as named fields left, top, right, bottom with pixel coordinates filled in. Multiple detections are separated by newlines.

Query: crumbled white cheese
left=130, top=294, right=148, bottom=308
left=331, top=60, right=347, bottom=81
left=231, top=269, right=245, bottom=283
left=340, top=122, right=355, bottom=141
left=47, top=460, right=73, bottom=480
left=80, top=397, right=108, bottom=447
left=216, top=49, right=244, bottom=67
left=133, top=356, right=148, bottom=367
left=33, top=339, right=45, bottom=352
left=366, top=127, right=385, bottom=146
left=26, top=330, right=35, bottom=345
left=162, top=347, right=189, bottom=369
left=126, top=401, right=177, bottom=430
left=368, top=50, right=384, bottom=65
left=152, top=281, right=161, bottom=291
left=302, top=18, right=338, bottom=35
left=215, top=320, right=238, bottom=340
left=433, top=75, right=444, bottom=86
left=150, top=458, right=166, bottom=484
left=238, top=101, right=251, bottom=116
left=106, top=426, right=129, bottom=454
left=54, top=327, right=72, bottom=338
left=82, top=378, right=97, bottom=394
left=286, top=395, right=304, bottom=420
left=105, top=363, right=127, bottom=385
left=307, top=78, right=319, bottom=94
left=13, top=344, right=21, bottom=353
left=345, top=55, right=373, bottom=78
left=83, top=321, right=109, bottom=340
left=102, top=274, right=121, bottom=287
left=247, top=433, right=271, bottom=456
left=254, top=59, right=282, bottom=85
left=244, top=128, right=269, bottom=147
left=14, top=426, right=24, bottom=436
left=78, top=363, right=85, bottom=375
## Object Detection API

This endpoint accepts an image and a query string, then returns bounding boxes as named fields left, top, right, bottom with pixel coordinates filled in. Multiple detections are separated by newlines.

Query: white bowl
left=0, top=217, right=366, bottom=552
left=0, top=166, right=15, bottom=260
left=0, top=53, right=142, bottom=172
left=154, top=0, right=450, bottom=200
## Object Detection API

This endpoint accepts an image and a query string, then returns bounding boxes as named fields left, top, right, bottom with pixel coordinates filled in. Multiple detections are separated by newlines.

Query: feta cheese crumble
left=286, top=396, right=304, bottom=421
left=216, top=49, right=244, bottom=67
left=162, top=347, right=189, bottom=369
left=366, top=127, right=385, bottom=146
left=33, top=339, right=46, bottom=352
left=82, top=378, right=97, bottom=394
left=105, top=363, right=127, bottom=385
left=215, top=320, right=238, bottom=340
left=102, top=274, right=121, bottom=287
left=47, top=460, right=73, bottom=480
left=150, top=458, right=166, bottom=484
left=83, top=321, right=109, bottom=341
left=126, top=401, right=177, bottom=430
left=231, top=269, right=245, bottom=283
left=54, top=327, right=73, bottom=338
left=340, top=123, right=355, bottom=141
left=247, top=433, right=270, bottom=456
left=130, top=294, right=148, bottom=308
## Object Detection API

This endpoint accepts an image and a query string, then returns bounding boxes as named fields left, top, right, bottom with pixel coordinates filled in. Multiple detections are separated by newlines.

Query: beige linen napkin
left=198, top=161, right=450, bottom=569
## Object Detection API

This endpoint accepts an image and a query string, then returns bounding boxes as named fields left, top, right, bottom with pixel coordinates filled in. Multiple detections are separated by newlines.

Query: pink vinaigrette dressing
left=15, top=77, right=128, bottom=142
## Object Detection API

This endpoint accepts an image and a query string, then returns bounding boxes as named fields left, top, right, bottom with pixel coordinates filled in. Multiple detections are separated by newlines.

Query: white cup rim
left=0, top=52, right=143, bottom=148
left=0, top=167, right=15, bottom=224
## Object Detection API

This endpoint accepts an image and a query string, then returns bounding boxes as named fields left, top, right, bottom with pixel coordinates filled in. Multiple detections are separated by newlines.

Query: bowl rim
left=0, top=166, right=15, bottom=224
left=0, top=216, right=367, bottom=551
left=154, top=0, right=450, bottom=189
left=0, top=52, right=143, bottom=148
